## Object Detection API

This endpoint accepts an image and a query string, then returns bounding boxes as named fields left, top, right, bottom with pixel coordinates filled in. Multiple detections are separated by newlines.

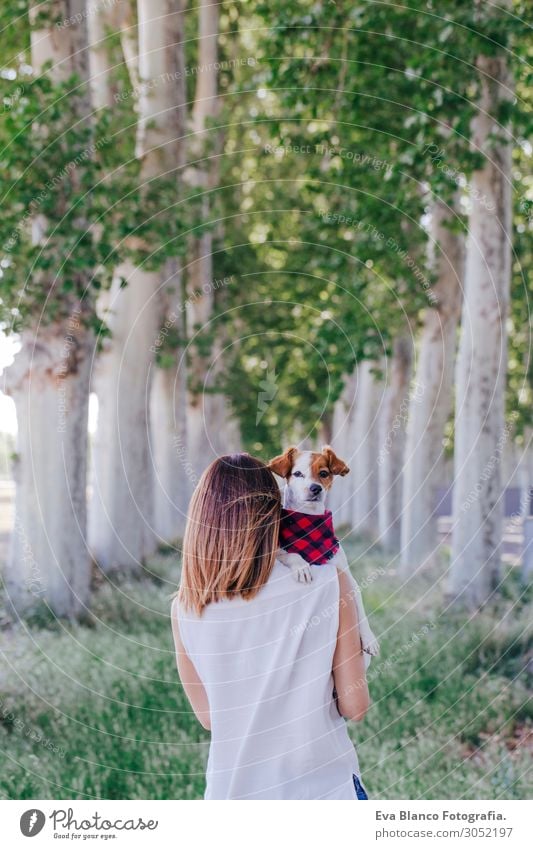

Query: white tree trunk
left=185, top=0, right=240, bottom=480
left=520, top=430, right=533, bottom=583
left=3, top=1, right=93, bottom=618
left=87, top=2, right=115, bottom=109
left=88, top=0, right=139, bottom=98
left=90, top=0, right=182, bottom=569
left=518, top=429, right=533, bottom=519
left=186, top=0, right=219, bottom=476
left=148, top=1, right=190, bottom=542
left=350, top=360, right=384, bottom=537
left=89, top=263, right=161, bottom=570
left=150, top=351, right=190, bottom=542
left=449, top=46, right=513, bottom=609
left=329, top=369, right=358, bottom=524
left=5, top=322, right=94, bottom=618
left=118, top=0, right=140, bottom=94
left=400, top=197, right=465, bottom=572
left=378, top=335, right=413, bottom=552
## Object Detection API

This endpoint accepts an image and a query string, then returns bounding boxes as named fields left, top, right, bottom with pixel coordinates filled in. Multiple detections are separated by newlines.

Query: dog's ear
left=268, top=446, right=298, bottom=479
left=322, top=445, right=350, bottom=476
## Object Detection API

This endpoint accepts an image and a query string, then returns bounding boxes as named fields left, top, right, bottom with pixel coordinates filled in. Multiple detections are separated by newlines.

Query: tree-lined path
left=0, top=0, right=531, bottom=620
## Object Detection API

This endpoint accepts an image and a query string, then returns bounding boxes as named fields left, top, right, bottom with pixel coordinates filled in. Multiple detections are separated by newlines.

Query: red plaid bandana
left=279, top=508, right=339, bottom=565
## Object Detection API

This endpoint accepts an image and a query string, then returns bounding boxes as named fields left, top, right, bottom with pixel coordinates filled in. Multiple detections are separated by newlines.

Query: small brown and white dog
left=268, top=445, right=380, bottom=659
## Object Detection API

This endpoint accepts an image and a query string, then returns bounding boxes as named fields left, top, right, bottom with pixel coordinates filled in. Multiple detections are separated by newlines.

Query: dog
left=268, top=445, right=380, bottom=659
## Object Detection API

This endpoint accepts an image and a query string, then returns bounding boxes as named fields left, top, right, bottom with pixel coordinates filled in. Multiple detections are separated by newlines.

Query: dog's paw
left=290, top=563, right=313, bottom=584
left=361, top=632, right=380, bottom=656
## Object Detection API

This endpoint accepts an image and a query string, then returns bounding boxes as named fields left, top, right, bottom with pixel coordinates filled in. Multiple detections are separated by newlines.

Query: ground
left=0, top=536, right=531, bottom=800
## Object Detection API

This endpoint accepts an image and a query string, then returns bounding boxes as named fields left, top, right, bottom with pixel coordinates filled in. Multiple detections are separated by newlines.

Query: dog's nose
left=310, top=483, right=322, bottom=495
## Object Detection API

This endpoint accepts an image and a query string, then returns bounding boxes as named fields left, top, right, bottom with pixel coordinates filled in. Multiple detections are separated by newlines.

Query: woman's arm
left=170, top=598, right=211, bottom=730
left=332, top=569, right=370, bottom=722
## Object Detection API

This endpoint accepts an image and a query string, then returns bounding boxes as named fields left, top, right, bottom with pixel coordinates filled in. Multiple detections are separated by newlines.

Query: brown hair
left=178, top=453, right=281, bottom=614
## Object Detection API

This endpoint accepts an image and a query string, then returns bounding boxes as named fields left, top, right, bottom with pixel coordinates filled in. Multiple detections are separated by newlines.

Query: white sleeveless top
left=178, top=559, right=363, bottom=799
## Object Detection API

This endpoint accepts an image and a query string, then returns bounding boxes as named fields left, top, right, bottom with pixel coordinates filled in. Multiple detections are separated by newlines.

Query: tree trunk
left=330, top=369, right=357, bottom=524
left=148, top=1, right=189, bottom=543
left=400, top=197, right=465, bottom=572
left=89, top=262, right=161, bottom=570
left=5, top=320, right=94, bottom=618
left=520, top=430, right=533, bottom=583
left=378, top=335, right=413, bottom=552
left=118, top=0, right=140, bottom=93
left=449, top=46, right=513, bottom=609
left=350, top=360, right=384, bottom=537
left=150, top=360, right=189, bottom=542
left=4, top=0, right=93, bottom=618
left=88, top=0, right=139, bottom=103
left=519, top=429, right=533, bottom=519
left=185, top=0, right=240, bottom=480
left=89, top=0, right=183, bottom=569
left=87, top=3, right=114, bottom=108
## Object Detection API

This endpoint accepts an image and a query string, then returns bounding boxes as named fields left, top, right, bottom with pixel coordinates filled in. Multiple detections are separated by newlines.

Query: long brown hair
left=179, top=453, right=281, bottom=614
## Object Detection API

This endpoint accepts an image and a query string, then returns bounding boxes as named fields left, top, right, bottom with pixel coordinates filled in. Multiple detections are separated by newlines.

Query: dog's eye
left=319, top=470, right=330, bottom=479
left=293, top=471, right=304, bottom=478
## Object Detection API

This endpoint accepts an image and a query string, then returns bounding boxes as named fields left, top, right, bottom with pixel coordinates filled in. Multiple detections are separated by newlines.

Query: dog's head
left=268, top=445, right=349, bottom=509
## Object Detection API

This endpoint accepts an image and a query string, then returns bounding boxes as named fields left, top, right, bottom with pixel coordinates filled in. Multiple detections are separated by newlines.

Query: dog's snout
left=310, top=483, right=322, bottom=495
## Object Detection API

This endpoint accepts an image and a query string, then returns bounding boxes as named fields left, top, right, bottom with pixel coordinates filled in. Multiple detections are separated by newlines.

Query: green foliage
left=0, top=0, right=530, bottom=450
left=0, top=0, right=30, bottom=59
left=203, top=0, right=532, bottom=452
left=0, top=71, right=104, bottom=329
left=0, top=30, right=190, bottom=335
left=508, top=134, right=533, bottom=437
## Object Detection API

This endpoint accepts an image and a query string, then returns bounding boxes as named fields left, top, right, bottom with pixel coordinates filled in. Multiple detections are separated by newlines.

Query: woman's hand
left=332, top=569, right=371, bottom=722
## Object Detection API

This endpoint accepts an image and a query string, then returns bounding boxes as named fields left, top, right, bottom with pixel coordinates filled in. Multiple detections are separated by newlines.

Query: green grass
left=0, top=538, right=531, bottom=799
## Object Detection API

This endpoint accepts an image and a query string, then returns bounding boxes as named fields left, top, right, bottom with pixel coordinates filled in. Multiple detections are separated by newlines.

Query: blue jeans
left=353, top=774, right=369, bottom=799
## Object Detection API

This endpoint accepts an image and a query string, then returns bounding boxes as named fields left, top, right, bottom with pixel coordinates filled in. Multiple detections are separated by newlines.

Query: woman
left=171, top=453, right=370, bottom=800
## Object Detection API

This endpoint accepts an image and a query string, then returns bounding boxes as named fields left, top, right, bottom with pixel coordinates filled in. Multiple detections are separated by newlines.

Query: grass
left=0, top=537, right=531, bottom=800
